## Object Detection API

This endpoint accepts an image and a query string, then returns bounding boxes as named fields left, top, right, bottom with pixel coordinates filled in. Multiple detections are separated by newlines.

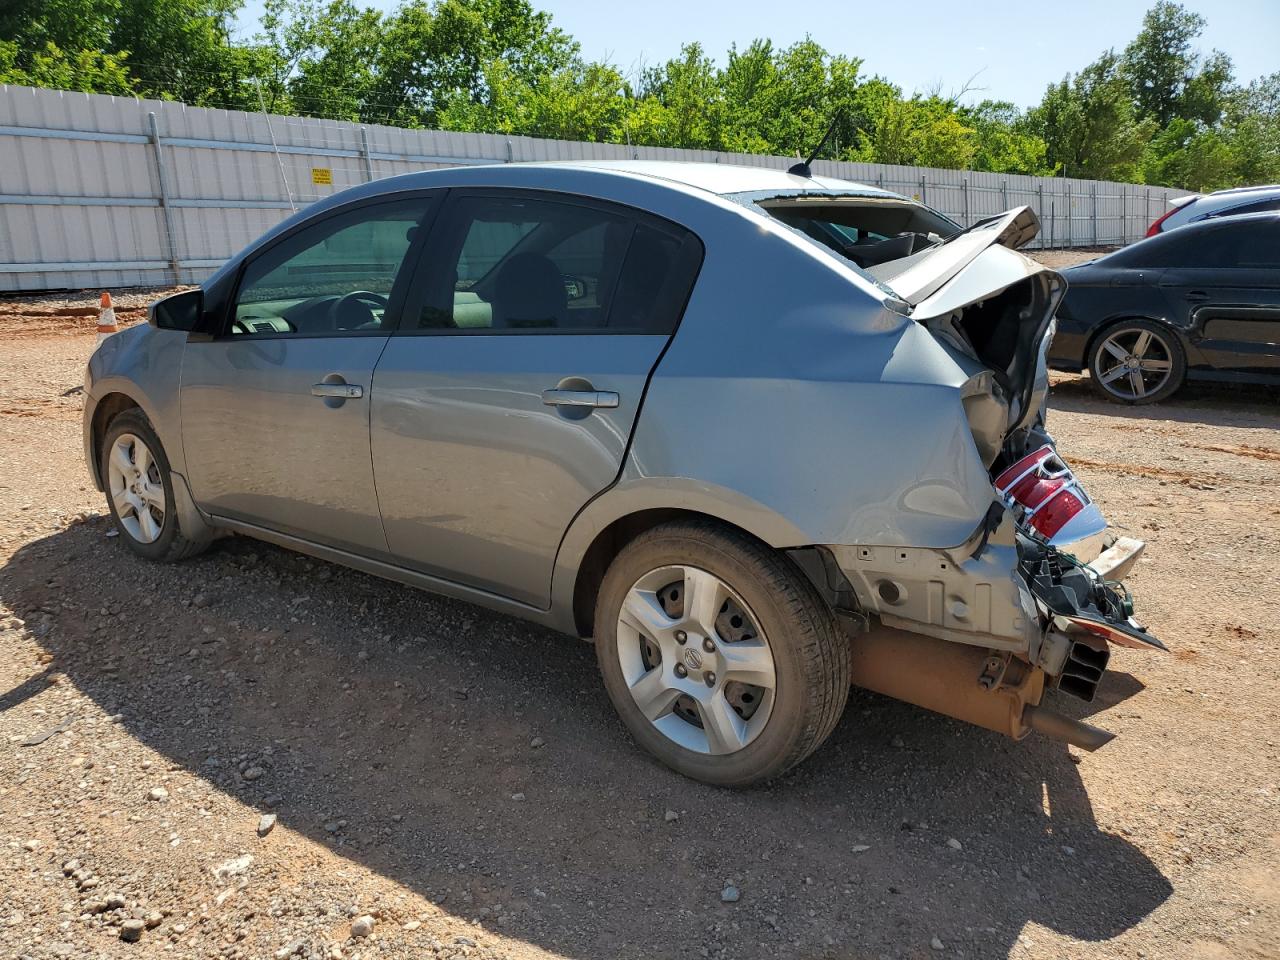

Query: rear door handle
left=1185, top=290, right=1210, bottom=302
left=541, top=388, right=619, bottom=409
left=311, top=382, right=364, bottom=399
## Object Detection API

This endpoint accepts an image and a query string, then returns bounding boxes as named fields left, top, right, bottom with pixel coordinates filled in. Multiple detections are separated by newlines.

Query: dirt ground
left=0, top=274, right=1277, bottom=960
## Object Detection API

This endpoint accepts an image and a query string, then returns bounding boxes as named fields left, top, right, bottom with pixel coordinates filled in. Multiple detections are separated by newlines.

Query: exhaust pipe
left=850, top=626, right=1116, bottom=750
left=1022, top=705, right=1115, bottom=751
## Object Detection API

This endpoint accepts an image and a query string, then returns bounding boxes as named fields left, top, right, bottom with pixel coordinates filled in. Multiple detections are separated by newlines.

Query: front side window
left=414, top=193, right=699, bottom=334
left=230, top=200, right=429, bottom=336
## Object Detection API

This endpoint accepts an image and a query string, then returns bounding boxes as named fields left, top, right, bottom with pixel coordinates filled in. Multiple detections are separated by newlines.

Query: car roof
left=1208, top=183, right=1280, bottom=197
left=534, top=159, right=897, bottom=198
left=353, top=159, right=900, bottom=203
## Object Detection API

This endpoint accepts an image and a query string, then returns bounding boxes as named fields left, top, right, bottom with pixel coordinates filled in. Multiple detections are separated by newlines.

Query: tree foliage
left=1, top=0, right=1275, bottom=189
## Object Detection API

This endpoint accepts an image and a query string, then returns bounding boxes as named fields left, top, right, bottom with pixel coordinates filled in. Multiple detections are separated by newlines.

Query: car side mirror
left=149, top=289, right=203, bottom=332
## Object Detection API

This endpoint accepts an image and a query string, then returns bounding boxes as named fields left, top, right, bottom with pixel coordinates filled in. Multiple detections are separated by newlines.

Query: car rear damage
left=796, top=205, right=1167, bottom=751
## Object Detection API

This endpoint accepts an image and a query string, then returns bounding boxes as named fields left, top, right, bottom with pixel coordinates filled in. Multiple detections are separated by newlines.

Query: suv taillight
left=1145, top=206, right=1180, bottom=237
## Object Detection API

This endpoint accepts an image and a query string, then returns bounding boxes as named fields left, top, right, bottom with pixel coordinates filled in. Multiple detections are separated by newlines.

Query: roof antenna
left=788, top=111, right=842, bottom=179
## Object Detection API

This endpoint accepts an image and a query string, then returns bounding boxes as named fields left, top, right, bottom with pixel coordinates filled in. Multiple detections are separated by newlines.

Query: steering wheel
left=331, top=290, right=389, bottom=330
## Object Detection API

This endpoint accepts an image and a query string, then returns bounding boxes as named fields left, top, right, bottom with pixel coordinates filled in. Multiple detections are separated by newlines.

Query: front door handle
left=541, top=388, right=619, bottom=409
left=311, top=382, right=364, bottom=399
left=1185, top=290, right=1210, bottom=302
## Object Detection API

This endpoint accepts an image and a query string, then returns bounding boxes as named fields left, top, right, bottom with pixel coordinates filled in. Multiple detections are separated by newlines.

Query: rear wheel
left=1088, top=320, right=1185, bottom=404
left=101, top=410, right=210, bottom=562
left=594, top=520, right=848, bottom=786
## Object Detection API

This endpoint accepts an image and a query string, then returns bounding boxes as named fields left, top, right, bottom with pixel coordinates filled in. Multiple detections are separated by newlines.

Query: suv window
left=413, top=192, right=701, bottom=334
left=230, top=199, right=430, bottom=336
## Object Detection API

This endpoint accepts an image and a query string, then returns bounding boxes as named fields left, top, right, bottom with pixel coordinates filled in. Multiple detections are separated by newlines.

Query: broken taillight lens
left=995, top=445, right=1090, bottom=540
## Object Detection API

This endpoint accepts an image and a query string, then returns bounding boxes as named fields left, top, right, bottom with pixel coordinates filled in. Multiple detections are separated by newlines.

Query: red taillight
left=1029, top=490, right=1086, bottom=538
left=995, top=443, right=1093, bottom=541
left=1145, top=207, right=1179, bottom=237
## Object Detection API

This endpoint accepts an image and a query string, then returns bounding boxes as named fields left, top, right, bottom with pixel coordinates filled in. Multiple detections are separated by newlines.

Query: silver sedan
left=84, top=161, right=1164, bottom=786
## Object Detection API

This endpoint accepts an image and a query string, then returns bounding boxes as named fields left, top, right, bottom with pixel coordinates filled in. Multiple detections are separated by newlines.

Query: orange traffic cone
left=95, top=291, right=119, bottom=345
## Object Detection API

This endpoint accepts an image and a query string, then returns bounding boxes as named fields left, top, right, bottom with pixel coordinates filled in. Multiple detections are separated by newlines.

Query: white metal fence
left=0, top=84, right=1194, bottom=291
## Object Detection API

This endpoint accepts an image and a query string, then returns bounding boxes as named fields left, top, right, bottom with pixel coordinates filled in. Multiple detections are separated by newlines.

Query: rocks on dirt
left=664, top=809, right=680, bottom=823
left=146, top=786, right=168, bottom=802
left=120, top=918, right=146, bottom=942
left=350, top=914, right=376, bottom=938
left=257, top=813, right=277, bottom=837
left=931, top=936, right=945, bottom=951
left=720, top=884, right=740, bottom=903
left=212, top=854, right=253, bottom=881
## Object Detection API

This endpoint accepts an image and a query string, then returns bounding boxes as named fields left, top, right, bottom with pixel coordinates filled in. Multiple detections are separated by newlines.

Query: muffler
left=849, top=626, right=1043, bottom=739
left=850, top=625, right=1115, bottom=749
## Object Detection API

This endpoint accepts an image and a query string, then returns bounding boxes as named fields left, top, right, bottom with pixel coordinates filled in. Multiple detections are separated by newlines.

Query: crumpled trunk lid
left=867, top=206, right=1042, bottom=305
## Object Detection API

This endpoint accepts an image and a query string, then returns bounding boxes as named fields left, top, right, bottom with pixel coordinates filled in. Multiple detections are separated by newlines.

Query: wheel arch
left=87, top=390, right=145, bottom=490
left=552, top=483, right=829, bottom=639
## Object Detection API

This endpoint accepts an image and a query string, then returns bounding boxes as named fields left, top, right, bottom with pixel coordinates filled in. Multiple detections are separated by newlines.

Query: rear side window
left=411, top=192, right=702, bottom=334
left=230, top=199, right=430, bottom=337
left=1114, top=219, right=1280, bottom=269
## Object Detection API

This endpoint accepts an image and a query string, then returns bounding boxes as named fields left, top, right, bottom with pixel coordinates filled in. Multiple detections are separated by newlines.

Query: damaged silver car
left=83, top=160, right=1165, bottom=786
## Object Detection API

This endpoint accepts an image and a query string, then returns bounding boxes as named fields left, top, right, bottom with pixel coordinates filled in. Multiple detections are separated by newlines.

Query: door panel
left=179, top=196, right=436, bottom=553
left=182, top=337, right=391, bottom=554
left=1156, top=220, right=1280, bottom=373
left=371, top=335, right=667, bottom=606
left=370, top=188, right=703, bottom=608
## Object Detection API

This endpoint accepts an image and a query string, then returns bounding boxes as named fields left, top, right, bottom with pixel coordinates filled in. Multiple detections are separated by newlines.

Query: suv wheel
left=1088, top=320, right=1186, bottom=404
left=101, top=410, right=210, bottom=562
left=594, top=520, right=848, bottom=786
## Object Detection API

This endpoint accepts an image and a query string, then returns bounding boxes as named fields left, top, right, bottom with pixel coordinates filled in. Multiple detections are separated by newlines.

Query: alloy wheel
left=107, top=432, right=166, bottom=544
left=615, top=565, right=776, bottom=755
left=1094, top=327, right=1174, bottom=401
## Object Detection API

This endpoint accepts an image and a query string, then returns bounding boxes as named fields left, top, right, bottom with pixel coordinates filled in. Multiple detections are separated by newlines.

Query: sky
left=232, top=0, right=1279, bottom=108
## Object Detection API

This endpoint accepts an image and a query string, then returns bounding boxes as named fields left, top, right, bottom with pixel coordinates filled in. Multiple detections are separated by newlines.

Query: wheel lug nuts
left=702, top=638, right=715, bottom=653
left=674, top=630, right=687, bottom=644
left=674, top=663, right=688, bottom=678
left=705, top=672, right=716, bottom=687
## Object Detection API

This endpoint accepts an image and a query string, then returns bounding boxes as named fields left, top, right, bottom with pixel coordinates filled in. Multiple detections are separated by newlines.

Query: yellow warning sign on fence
left=311, top=167, right=333, bottom=185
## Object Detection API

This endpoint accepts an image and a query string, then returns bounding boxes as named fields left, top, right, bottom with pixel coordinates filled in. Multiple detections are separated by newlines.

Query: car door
left=371, top=189, right=703, bottom=608
left=1157, top=219, right=1280, bottom=374
left=180, top=196, right=437, bottom=554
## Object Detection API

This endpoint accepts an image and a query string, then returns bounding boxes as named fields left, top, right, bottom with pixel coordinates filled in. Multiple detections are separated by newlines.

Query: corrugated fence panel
left=0, top=84, right=1194, bottom=291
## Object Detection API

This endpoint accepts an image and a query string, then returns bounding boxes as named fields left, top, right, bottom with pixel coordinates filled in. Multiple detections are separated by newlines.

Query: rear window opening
left=758, top=197, right=960, bottom=269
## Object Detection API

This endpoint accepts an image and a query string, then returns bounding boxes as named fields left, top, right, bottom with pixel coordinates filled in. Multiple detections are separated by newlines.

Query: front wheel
left=1088, top=320, right=1186, bottom=404
left=101, top=410, right=210, bottom=562
left=594, top=520, right=849, bottom=786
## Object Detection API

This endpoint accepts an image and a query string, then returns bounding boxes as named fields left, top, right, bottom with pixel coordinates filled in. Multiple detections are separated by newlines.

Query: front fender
left=83, top=324, right=189, bottom=487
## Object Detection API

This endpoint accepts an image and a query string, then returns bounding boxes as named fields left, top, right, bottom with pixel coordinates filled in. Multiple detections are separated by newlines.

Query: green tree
left=1030, top=51, right=1156, bottom=180
left=0, top=39, right=135, bottom=94
left=960, top=101, right=1051, bottom=175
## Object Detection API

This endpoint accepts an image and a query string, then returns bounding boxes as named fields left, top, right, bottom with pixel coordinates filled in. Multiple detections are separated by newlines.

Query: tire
left=100, top=409, right=210, bottom=562
left=594, top=519, right=849, bottom=786
left=1087, top=319, right=1186, bottom=405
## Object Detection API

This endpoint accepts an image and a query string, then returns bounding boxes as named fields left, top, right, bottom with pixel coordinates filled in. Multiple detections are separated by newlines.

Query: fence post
left=1091, top=184, right=1098, bottom=246
left=919, top=174, right=927, bottom=206
left=1037, top=183, right=1044, bottom=247
left=147, top=112, right=182, bottom=284
left=1066, top=183, right=1073, bottom=247
left=1145, top=188, right=1151, bottom=231
left=1001, top=179, right=1008, bottom=211
left=1121, top=187, right=1128, bottom=245
left=962, top=177, right=970, bottom=227
left=358, top=127, right=375, bottom=182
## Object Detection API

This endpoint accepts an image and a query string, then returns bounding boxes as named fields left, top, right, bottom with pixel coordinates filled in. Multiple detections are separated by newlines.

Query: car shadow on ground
left=1049, top=373, right=1280, bottom=429
left=2, top=522, right=1173, bottom=959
